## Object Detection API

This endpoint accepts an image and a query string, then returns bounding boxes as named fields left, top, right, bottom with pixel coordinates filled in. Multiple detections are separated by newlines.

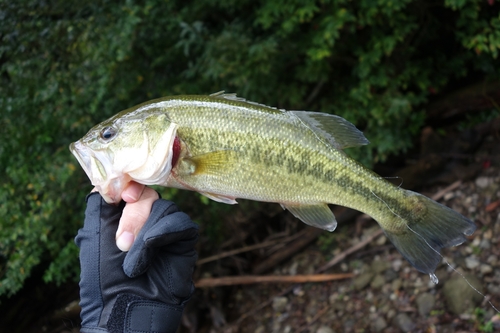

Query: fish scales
left=70, top=93, right=476, bottom=277
left=163, top=97, right=399, bottom=221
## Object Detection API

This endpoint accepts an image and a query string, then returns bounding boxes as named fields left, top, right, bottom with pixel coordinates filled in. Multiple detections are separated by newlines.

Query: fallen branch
left=195, top=273, right=353, bottom=288
left=252, top=208, right=360, bottom=274
left=431, top=180, right=462, bottom=201
left=298, top=305, right=330, bottom=333
left=252, top=227, right=323, bottom=274
left=197, top=233, right=301, bottom=266
left=486, top=199, right=500, bottom=213
left=317, top=229, right=384, bottom=273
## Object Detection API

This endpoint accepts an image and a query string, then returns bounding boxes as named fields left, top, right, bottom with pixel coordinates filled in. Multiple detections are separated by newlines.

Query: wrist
left=106, top=294, right=183, bottom=333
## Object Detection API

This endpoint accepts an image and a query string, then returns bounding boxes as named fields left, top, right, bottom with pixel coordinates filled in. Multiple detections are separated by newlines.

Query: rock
left=371, top=260, right=390, bottom=274
left=391, top=278, right=402, bottom=291
left=416, top=293, right=435, bottom=316
left=487, top=283, right=500, bottom=295
left=465, top=255, right=480, bottom=270
left=272, top=296, right=288, bottom=312
left=288, top=261, right=298, bottom=275
left=254, top=325, right=265, bottom=333
left=371, top=316, right=387, bottom=332
left=316, top=326, right=334, bottom=333
left=476, top=177, right=491, bottom=189
left=480, top=264, right=493, bottom=275
left=343, top=319, right=355, bottom=331
left=392, top=259, right=403, bottom=271
left=443, top=274, right=484, bottom=315
left=479, top=239, right=491, bottom=249
left=443, top=192, right=455, bottom=200
left=393, top=313, right=415, bottom=332
left=353, top=271, right=374, bottom=290
left=370, top=274, right=386, bottom=289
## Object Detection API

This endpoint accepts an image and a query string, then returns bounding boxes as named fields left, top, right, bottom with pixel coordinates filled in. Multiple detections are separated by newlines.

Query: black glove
left=76, top=192, right=198, bottom=333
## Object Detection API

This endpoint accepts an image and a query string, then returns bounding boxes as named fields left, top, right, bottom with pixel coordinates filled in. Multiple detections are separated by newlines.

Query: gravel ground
left=202, top=136, right=500, bottom=333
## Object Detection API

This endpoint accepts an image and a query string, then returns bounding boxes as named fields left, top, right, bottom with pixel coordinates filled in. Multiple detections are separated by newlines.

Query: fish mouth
left=69, top=141, right=123, bottom=203
left=70, top=141, right=93, bottom=181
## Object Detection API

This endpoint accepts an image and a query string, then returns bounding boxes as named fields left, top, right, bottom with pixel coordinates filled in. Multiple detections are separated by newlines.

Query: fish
left=70, top=92, right=476, bottom=279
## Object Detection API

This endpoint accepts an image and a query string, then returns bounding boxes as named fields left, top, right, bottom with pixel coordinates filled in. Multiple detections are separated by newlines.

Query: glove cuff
left=107, top=294, right=183, bottom=333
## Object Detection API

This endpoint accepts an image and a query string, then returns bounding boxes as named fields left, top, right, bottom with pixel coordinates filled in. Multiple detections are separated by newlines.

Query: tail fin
left=382, top=191, right=476, bottom=275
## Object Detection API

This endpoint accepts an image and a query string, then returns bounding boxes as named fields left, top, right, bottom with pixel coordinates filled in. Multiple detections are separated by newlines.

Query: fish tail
left=380, top=190, right=476, bottom=274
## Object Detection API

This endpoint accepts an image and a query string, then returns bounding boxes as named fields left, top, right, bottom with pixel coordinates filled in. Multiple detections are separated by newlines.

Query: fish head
left=70, top=111, right=178, bottom=203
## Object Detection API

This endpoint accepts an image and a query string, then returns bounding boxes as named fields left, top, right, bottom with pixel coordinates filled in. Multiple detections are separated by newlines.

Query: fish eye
left=100, top=126, right=117, bottom=141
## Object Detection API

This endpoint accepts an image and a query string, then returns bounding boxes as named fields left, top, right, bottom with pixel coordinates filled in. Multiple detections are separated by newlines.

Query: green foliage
left=473, top=307, right=494, bottom=333
left=1, top=0, right=499, bottom=300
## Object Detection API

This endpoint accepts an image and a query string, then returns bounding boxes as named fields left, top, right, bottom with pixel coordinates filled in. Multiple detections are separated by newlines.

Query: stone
left=393, top=313, right=415, bottom=332
left=465, top=255, right=480, bottom=270
left=316, top=326, right=334, bottom=333
left=443, top=274, right=484, bottom=315
left=371, top=260, right=390, bottom=274
left=416, top=293, right=435, bottom=316
left=480, top=264, right=493, bottom=275
left=371, top=316, right=387, bottom=332
left=353, top=271, right=374, bottom=290
left=272, top=296, right=288, bottom=312
left=475, top=177, right=491, bottom=189
left=255, top=325, right=265, bottom=333
left=370, top=274, right=386, bottom=289
left=384, top=269, right=398, bottom=282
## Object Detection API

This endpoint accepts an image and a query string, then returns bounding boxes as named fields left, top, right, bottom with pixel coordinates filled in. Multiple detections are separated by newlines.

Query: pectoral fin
left=200, top=192, right=238, bottom=204
left=281, top=203, right=337, bottom=232
left=177, top=150, right=238, bottom=177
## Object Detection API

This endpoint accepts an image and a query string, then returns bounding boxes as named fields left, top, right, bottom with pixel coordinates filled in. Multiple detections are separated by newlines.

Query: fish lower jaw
left=95, top=175, right=130, bottom=204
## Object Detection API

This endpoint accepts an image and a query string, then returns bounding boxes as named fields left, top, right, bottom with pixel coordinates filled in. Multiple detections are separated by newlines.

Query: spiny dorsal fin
left=291, top=111, right=369, bottom=150
left=210, top=92, right=369, bottom=149
left=210, top=91, right=280, bottom=110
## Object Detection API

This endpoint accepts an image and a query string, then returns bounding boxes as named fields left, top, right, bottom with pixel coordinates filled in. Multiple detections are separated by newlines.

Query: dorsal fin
left=210, top=92, right=369, bottom=149
left=210, top=91, right=280, bottom=110
left=291, top=111, right=369, bottom=150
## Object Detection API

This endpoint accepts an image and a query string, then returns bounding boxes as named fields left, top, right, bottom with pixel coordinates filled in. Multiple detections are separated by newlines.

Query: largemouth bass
left=70, top=92, right=476, bottom=278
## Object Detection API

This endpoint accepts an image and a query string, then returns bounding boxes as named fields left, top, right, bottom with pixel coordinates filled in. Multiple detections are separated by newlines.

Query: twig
left=486, top=199, right=500, bottom=212
left=298, top=305, right=330, bottom=333
left=197, top=232, right=302, bottom=266
left=195, top=273, right=353, bottom=288
left=252, top=208, right=359, bottom=274
left=252, top=227, right=324, bottom=274
left=317, top=229, right=384, bottom=273
left=431, top=180, right=461, bottom=201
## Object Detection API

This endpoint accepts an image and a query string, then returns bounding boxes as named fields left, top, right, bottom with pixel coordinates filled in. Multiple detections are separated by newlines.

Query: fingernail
left=116, top=231, right=134, bottom=252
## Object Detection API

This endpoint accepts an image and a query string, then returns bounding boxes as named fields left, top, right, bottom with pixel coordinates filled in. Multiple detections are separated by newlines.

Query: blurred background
left=1, top=0, right=499, bottom=332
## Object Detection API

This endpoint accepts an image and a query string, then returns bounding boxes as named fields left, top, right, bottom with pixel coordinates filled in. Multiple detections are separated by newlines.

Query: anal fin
left=282, top=203, right=337, bottom=232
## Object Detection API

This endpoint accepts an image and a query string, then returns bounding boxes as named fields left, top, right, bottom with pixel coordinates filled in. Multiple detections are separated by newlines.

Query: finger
left=116, top=186, right=159, bottom=252
left=121, top=181, right=146, bottom=203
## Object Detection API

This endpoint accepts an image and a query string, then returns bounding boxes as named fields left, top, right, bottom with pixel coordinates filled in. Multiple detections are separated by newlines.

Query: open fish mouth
left=69, top=140, right=124, bottom=203
left=70, top=141, right=93, bottom=182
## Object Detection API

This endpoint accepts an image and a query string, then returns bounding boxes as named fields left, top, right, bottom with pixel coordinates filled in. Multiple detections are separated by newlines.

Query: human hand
left=76, top=192, right=198, bottom=333
left=115, top=182, right=159, bottom=251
